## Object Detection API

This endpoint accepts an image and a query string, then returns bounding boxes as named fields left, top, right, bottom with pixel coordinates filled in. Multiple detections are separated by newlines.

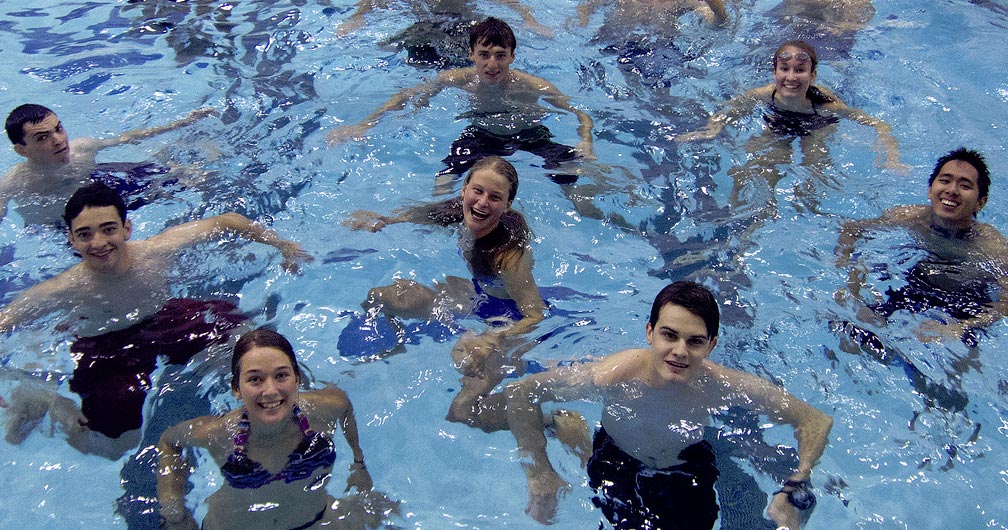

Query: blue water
left=1, top=0, right=1007, bottom=528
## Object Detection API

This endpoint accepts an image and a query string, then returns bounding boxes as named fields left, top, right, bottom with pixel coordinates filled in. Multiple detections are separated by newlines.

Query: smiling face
left=461, top=167, right=513, bottom=238
left=928, top=159, right=987, bottom=230
left=68, top=205, right=133, bottom=274
left=13, top=112, right=70, bottom=165
left=773, top=45, right=816, bottom=101
left=469, top=39, right=515, bottom=84
left=645, top=303, right=717, bottom=385
left=233, top=345, right=300, bottom=427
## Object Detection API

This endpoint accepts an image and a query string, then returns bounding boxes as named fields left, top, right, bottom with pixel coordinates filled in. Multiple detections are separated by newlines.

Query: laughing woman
left=343, top=156, right=548, bottom=430
left=156, top=329, right=390, bottom=530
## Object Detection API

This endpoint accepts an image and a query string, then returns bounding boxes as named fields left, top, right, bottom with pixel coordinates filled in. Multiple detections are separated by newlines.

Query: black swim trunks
left=587, top=426, right=720, bottom=530
left=68, top=298, right=244, bottom=438
left=438, top=125, right=580, bottom=184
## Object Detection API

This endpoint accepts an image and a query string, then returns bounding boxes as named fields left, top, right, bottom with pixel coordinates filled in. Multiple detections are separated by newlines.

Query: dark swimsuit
left=763, top=86, right=840, bottom=136
left=220, top=404, right=337, bottom=490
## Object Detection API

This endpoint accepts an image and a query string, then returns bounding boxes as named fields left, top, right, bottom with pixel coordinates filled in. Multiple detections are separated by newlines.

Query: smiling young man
left=1, top=182, right=310, bottom=456
left=328, top=17, right=594, bottom=194
left=835, top=148, right=1008, bottom=344
left=2, top=103, right=215, bottom=224
left=506, top=281, right=833, bottom=530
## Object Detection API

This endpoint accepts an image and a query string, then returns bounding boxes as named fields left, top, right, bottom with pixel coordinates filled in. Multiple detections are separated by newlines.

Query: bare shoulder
left=511, top=69, right=557, bottom=91
left=885, top=204, right=928, bottom=224
left=300, top=387, right=353, bottom=424
left=440, top=67, right=478, bottom=87
left=591, top=348, right=648, bottom=387
left=162, top=412, right=229, bottom=448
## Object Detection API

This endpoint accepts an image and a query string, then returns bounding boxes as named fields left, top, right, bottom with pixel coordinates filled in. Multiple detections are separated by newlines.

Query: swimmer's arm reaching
left=506, top=358, right=613, bottom=524
left=496, top=248, right=547, bottom=337
left=335, top=0, right=389, bottom=37
left=312, top=386, right=374, bottom=493
left=716, top=365, right=833, bottom=530
left=495, top=1, right=554, bottom=37
left=824, top=95, right=908, bottom=172
left=676, top=85, right=771, bottom=142
left=327, top=71, right=458, bottom=145
left=156, top=420, right=206, bottom=530
left=533, top=75, right=595, bottom=159
left=0, top=272, right=76, bottom=334
left=147, top=212, right=313, bottom=273
left=343, top=197, right=464, bottom=232
left=105, top=108, right=217, bottom=147
left=573, top=0, right=606, bottom=26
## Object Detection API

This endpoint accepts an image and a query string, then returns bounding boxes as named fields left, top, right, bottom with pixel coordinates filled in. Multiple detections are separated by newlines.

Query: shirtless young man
left=329, top=17, right=594, bottom=193
left=0, top=182, right=310, bottom=458
left=835, top=147, right=1008, bottom=345
left=2, top=103, right=215, bottom=224
left=506, top=281, right=833, bottom=529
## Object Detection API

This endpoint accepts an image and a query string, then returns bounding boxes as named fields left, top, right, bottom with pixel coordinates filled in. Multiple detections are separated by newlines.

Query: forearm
left=156, top=440, right=192, bottom=524
left=506, top=382, right=555, bottom=477
left=118, top=108, right=214, bottom=144
left=791, top=405, right=833, bottom=478
left=214, top=213, right=294, bottom=250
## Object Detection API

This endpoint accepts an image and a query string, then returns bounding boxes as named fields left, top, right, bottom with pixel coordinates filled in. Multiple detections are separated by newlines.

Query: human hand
left=767, top=490, right=802, bottom=530
left=345, top=462, right=374, bottom=493
left=342, top=210, right=389, bottom=232
left=278, top=242, right=313, bottom=274
left=525, top=469, right=571, bottom=524
left=327, top=124, right=370, bottom=146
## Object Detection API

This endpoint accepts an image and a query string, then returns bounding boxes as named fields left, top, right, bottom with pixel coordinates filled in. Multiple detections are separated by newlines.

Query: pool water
left=2, top=0, right=1007, bottom=529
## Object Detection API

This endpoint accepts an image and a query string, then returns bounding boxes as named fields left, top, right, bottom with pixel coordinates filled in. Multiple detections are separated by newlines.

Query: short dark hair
left=63, top=183, right=127, bottom=227
left=231, top=328, right=303, bottom=392
left=648, top=281, right=720, bottom=339
left=469, top=17, right=516, bottom=52
left=929, top=147, right=991, bottom=201
left=6, top=103, right=55, bottom=145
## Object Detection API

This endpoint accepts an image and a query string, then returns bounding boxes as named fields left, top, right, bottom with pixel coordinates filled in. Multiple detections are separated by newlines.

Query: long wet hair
left=230, top=328, right=303, bottom=392
left=464, top=156, right=530, bottom=275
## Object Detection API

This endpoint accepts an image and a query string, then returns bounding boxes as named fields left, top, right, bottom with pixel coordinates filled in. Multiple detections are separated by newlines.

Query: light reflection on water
left=0, top=0, right=1007, bottom=529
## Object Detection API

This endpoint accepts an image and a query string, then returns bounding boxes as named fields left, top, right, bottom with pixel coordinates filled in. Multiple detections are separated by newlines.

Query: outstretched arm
left=825, top=96, right=907, bottom=172
left=110, top=108, right=217, bottom=147
left=574, top=0, right=607, bottom=26
left=495, top=0, right=554, bottom=37
left=676, top=85, right=770, bottom=142
left=537, top=78, right=595, bottom=159
left=343, top=197, right=463, bottom=232
left=148, top=212, right=312, bottom=272
left=720, top=367, right=833, bottom=530
left=335, top=0, right=389, bottom=37
left=506, top=364, right=597, bottom=524
left=328, top=72, right=456, bottom=145
left=314, top=386, right=373, bottom=492
left=156, top=422, right=201, bottom=530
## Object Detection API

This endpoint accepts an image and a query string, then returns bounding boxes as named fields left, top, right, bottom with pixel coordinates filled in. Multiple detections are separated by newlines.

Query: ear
left=977, top=195, right=988, bottom=213
left=12, top=143, right=27, bottom=158
left=703, top=336, right=718, bottom=359
left=645, top=322, right=654, bottom=345
left=123, top=218, right=133, bottom=240
left=232, top=388, right=242, bottom=400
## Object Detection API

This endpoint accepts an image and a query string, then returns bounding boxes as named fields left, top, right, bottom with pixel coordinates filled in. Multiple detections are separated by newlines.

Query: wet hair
left=648, top=281, right=720, bottom=339
left=773, top=40, right=819, bottom=73
left=230, top=328, right=303, bottom=392
left=465, top=155, right=519, bottom=202
left=63, top=182, right=127, bottom=227
left=929, top=147, right=991, bottom=202
left=469, top=16, right=516, bottom=53
left=6, top=103, right=55, bottom=145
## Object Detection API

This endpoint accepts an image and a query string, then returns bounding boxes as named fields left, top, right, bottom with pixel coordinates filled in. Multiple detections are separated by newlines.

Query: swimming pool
left=1, top=0, right=1007, bottom=528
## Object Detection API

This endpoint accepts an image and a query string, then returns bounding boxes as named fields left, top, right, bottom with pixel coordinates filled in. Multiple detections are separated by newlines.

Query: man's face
left=469, top=40, right=515, bottom=84
left=68, top=206, right=132, bottom=274
left=13, top=112, right=70, bottom=165
left=645, top=304, right=716, bottom=385
left=928, top=159, right=987, bottom=229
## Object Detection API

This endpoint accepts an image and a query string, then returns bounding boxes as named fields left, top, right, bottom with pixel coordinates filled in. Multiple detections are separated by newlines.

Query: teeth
left=259, top=401, right=283, bottom=409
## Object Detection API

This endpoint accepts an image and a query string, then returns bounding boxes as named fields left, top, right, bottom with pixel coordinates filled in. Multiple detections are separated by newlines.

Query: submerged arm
left=317, top=386, right=373, bottom=492
left=112, top=108, right=217, bottom=146
left=343, top=197, right=463, bottom=232
left=156, top=422, right=201, bottom=530
left=495, top=0, right=553, bottom=36
left=335, top=0, right=389, bottom=36
left=328, top=72, right=454, bottom=145
left=676, top=85, right=769, bottom=141
left=827, top=97, right=907, bottom=172
left=538, top=78, right=595, bottom=159
left=149, top=212, right=312, bottom=272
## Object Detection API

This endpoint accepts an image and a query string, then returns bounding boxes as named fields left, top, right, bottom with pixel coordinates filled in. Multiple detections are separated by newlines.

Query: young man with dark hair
left=2, top=103, right=214, bottom=224
left=329, top=17, right=595, bottom=194
left=506, top=281, right=833, bottom=530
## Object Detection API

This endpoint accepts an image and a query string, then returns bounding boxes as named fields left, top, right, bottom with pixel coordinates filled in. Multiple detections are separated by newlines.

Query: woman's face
left=233, top=346, right=300, bottom=426
left=461, top=168, right=513, bottom=238
left=773, top=45, right=816, bottom=100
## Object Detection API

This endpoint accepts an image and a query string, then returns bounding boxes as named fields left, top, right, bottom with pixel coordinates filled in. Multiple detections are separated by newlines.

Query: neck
left=929, top=213, right=975, bottom=239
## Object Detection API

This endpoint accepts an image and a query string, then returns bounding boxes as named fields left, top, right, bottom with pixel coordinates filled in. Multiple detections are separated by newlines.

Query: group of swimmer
left=0, top=2, right=1004, bottom=530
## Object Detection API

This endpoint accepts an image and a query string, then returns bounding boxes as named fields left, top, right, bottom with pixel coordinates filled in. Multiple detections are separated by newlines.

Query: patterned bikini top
left=220, top=404, right=336, bottom=489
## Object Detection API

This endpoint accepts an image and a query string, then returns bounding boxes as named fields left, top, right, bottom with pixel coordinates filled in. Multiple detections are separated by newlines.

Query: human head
left=63, top=182, right=127, bottom=227
left=773, top=40, right=818, bottom=74
left=230, top=328, right=302, bottom=393
left=928, top=147, right=990, bottom=203
left=469, top=17, right=516, bottom=53
left=6, top=103, right=55, bottom=145
left=648, top=281, right=720, bottom=339
left=464, top=156, right=519, bottom=202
